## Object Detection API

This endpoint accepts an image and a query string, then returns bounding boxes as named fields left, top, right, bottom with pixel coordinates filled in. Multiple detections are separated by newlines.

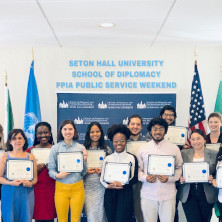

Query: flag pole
left=32, top=47, right=34, bottom=61
left=5, top=67, right=7, bottom=87
left=194, top=46, right=198, bottom=65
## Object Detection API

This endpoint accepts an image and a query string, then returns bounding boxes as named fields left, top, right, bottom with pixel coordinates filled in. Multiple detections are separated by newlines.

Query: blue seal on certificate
left=77, top=159, right=81, bottom=163
left=26, top=167, right=30, bottom=171
left=123, top=171, right=127, bottom=175
left=99, top=157, right=103, bottom=161
left=181, top=133, right=185, bottom=137
left=168, top=163, right=172, bottom=167
left=202, top=169, right=206, bottom=174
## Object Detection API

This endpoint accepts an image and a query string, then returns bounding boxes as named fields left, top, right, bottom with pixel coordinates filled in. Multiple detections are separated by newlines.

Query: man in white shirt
left=138, top=118, right=183, bottom=222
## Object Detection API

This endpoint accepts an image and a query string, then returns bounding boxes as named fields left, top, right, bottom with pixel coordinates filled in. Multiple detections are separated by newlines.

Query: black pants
left=36, top=220, right=54, bottom=222
left=104, top=186, right=133, bottom=222
left=182, top=183, right=214, bottom=222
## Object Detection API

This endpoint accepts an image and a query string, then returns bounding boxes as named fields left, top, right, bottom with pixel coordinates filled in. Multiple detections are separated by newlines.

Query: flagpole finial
left=194, top=46, right=198, bottom=64
left=220, top=63, right=222, bottom=77
left=32, top=47, right=34, bottom=61
left=5, top=68, right=7, bottom=86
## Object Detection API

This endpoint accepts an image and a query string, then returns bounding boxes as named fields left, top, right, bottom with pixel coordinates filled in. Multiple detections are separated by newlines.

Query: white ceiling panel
left=0, top=0, right=222, bottom=47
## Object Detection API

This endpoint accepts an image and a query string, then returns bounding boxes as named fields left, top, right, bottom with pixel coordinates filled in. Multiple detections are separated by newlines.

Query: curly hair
left=107, top=124, right=131, bottom=141
left=147, top=118, right=168, bottom=133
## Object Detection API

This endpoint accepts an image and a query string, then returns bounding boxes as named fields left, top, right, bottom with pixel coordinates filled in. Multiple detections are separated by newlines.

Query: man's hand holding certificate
left=147, top=154, right=176, bottom=176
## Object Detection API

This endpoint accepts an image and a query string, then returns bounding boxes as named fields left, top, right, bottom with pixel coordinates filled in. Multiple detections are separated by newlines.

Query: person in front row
left=178, top=129, right=218, bottom=222
left=48, top=120, right=88, bottom=222
left=138, top=118, right=183, bottom=222
left=127, top=114, right=148, bottom=222
left=100, top=124, right=138, bottom=222
left=83, top=122, right=112, bottom=222
left=0, top=129, right=38, bottom=222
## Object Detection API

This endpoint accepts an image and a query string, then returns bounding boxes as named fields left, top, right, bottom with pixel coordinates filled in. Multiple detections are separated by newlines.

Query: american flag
left=188, top=62, right=207, bottom=135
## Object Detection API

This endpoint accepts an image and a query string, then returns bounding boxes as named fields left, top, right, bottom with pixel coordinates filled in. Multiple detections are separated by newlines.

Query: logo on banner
left=59, top=100, right=69, bottom=108
left=137, top=101, right=146, bottom=109
left=98, top=101, right=107, bottom=109
left=74, top=117, right=83, bottom=124
left=123, top=117, right=129, bottom=125
left=104, top=135, right=108, bottom=140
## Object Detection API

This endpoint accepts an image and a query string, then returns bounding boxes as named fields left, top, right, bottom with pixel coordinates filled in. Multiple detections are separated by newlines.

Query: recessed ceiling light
left=99, top=23, right=115, bottom=28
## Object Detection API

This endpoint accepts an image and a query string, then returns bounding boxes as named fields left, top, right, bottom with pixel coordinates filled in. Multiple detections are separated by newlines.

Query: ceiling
left=1, top=0, right=222, bottom=48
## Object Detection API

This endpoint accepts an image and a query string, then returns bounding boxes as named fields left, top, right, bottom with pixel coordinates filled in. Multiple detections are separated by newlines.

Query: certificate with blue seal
left=6, top=159, right=34, bottom=181
left=103, top=162, right=131, bottom=184
left=57, top=152, right=83, bottom=173
left=87, top=150, right=106, bottom=168
left=216, top=164, right=222, bottom=188
left=147, top=154, right=175, bottom=176
left=183, top=162, right=209, bottom=183
left=164, top=126, right=188, bottom=145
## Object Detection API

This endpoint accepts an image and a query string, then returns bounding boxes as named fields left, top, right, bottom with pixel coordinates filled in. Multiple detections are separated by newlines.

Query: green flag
left=4, top=86, right=14, bottom=143
left=214, top=80, right=222, bottom=114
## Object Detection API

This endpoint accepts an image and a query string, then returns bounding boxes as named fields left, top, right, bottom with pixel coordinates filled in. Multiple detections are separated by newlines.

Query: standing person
left=0, top=125, right=6, bottom=150
left=159, top=105, right=177, bottom=126
left=0, top=124, right=6, bottom=215
left=0, top=129, right=38, bottom=222
left=206, top=112, right=222, bottom=144
left=83, top=122, right=112, bottom=222
left=178, top=129, right=218, bottom=222
left=159, top=105, right=183, bottom=222
left=127, top=114, right=147, bottom=142
left=48, top=120, right=88, bottom=222
left=100, top=124, right=138, bottom=222
left=138, top=118, right=183, bottom=222
left=127, top=114, right=147, bottom=222
left=26, top=122, right=56, bottom=222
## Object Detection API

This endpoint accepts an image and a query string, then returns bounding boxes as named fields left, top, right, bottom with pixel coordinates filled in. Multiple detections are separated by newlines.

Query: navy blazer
left=178, top=148, right=218, bottom=204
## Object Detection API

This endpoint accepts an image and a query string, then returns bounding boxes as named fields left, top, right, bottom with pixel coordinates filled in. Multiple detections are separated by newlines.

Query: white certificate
left=126, top=141, right=147, bottom=158
left=103, top=162, right=131, bottom=184
left=164, top=126, right=188, bottom=145
left=216, top=165, right=222, bottom=188
left=6, top=159, right=34, bottom=181
left=206, top=143, right=220, bottom=152
left=147, top=155, right=175, bottom=176
left=31, top=148, right=51, bottom=164
left=183, top=162, right=209, bottom=183
left=57, top=152, right=83, bottom=173
left=87, top=150, right=106, bottom=168
left=0, top=150, right=5, bottom=158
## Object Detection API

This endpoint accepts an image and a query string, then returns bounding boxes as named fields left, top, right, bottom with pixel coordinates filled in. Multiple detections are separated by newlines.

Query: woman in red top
left=27, top=122, right=56, bottom=222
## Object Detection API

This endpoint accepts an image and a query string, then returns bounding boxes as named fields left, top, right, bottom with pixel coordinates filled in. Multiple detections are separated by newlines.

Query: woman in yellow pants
left=48, top=120, right=88, bottom=222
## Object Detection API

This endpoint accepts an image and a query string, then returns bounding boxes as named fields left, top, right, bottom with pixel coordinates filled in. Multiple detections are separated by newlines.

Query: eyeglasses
left=163, top=113, right=174, bottom=117
left=113, top=140, right=126, bottom=143
left=151, top=127, right=165, bottom=132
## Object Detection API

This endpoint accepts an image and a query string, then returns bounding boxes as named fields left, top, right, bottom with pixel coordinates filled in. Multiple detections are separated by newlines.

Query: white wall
left=0, top=46, right=221, bottom=140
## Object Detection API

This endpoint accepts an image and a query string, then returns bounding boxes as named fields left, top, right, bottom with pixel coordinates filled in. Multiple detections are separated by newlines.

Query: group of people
left=0, top=105, right=222, bottom=222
